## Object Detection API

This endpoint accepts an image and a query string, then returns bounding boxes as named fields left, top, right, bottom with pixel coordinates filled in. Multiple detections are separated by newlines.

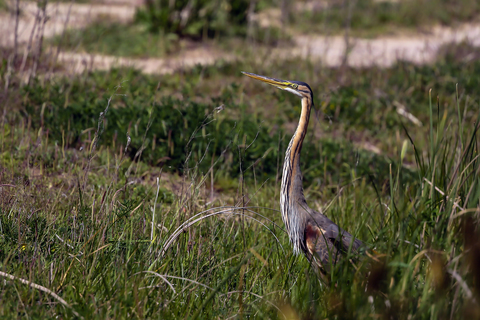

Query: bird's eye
left=291, top=84, right=298, bottom=89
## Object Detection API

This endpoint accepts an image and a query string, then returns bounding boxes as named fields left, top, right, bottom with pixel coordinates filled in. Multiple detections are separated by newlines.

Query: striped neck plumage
left=280, top=97, right=312, bottom=254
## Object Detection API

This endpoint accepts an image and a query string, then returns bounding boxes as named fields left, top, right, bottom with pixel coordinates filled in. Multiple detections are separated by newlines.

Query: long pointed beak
left=241, top=71, right=290, bottom=90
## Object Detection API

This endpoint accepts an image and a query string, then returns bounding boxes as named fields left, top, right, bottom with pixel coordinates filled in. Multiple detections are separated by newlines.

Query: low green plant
left=49, top=22, right=180, bottom=58
left=0, top=0, right=7, bottom=11
left=49, top=21, right=289, bottom=59
left=22, top=67, right=415, bottom=188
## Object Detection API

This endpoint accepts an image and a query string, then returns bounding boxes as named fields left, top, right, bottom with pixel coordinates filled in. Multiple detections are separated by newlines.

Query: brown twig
left=13, top=0, right=20, bottom=63
left=20, top=6, right=40, bottom=74
left=49, top=0, right=75, bottom=78
left=0, top=270, right=82, bottom=318
left=28, top=0, right=48, bottom=85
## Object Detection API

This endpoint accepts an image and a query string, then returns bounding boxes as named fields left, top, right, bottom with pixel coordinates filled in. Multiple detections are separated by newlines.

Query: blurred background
left=1, top=0, right=480, bottom=319
left=1, top=0, right=479, bottom=73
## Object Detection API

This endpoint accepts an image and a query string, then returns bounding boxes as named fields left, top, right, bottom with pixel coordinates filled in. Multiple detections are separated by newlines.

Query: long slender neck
left=280, top=97, right=312, bottom=253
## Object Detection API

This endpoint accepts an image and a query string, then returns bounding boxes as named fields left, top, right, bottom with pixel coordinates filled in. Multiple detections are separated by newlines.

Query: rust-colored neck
left=280, top=96, right=313, bottom=254
left=289, top=97, right=312, bottom=172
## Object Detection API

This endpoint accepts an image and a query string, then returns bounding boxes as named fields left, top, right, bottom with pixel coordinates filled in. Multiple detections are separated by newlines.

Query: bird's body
left=242, top=72, right=364, bottom=274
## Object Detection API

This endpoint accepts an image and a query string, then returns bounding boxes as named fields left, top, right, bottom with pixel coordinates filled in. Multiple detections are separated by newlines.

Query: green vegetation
left=1, top=41, right=480, bottom=318
left=49, top=20, right=287, bottom=58
left=135, top=0, right=250, bottom=38
left=2, top=0, right=480, bottom=314
left=51, top=0, right=480, bottom=60
left=50, top=22, right=181, bottom=58
left=20, top=65, right=419, bottom=186
left=293, top=0, right=480, bottom=37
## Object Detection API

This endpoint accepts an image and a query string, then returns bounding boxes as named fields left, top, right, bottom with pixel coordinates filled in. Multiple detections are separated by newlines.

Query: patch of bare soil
left=57, top=46, right=233, bottom=75
left=289, top=23, right=480, bottom=67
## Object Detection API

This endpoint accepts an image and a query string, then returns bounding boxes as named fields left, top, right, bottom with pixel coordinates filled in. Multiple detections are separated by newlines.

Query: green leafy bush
left=135, top=0, right=251, bottom=38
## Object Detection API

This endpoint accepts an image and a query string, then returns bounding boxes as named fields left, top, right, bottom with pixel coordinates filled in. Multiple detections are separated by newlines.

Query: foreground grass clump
left=1, top=85, right=480, bottom=318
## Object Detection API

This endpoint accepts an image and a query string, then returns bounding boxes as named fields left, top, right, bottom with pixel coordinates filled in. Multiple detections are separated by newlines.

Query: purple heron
left=242, top=72, right=364, bottom=275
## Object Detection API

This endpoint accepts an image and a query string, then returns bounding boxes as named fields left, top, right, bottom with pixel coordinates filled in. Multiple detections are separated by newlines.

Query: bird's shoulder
left=305, top=211, right=364, bottom=251
left=304, top=223, right=339, bottom=269
left=305, top=210, right=339, bottom=237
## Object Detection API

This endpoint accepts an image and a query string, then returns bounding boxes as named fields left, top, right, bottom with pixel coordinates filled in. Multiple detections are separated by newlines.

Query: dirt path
left=1, top=1, right=480, bottom=75
left=290, top=23, right=480, bottom=67
left=57, top=47, right=232, bottom=75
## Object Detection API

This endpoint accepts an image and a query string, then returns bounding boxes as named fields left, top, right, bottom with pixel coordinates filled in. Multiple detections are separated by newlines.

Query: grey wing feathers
left=305, top=215, right=364, bottom=272
left=324, top=224, right=364, bottom=252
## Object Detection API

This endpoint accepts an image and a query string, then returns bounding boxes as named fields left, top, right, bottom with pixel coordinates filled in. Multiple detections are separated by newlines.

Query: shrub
left=135, top=0, right=251, bottom=38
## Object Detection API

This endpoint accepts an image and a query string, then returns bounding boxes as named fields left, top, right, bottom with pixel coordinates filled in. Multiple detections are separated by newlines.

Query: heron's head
left=242, top=71, right=313, bottom=103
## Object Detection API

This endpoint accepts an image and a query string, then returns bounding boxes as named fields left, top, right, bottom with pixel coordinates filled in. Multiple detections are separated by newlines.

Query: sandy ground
left=291, top=23, right=480, bottom=67
left=58, top=47, right=232, bottom=75
left=1, top=1, right=480, bottom=74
